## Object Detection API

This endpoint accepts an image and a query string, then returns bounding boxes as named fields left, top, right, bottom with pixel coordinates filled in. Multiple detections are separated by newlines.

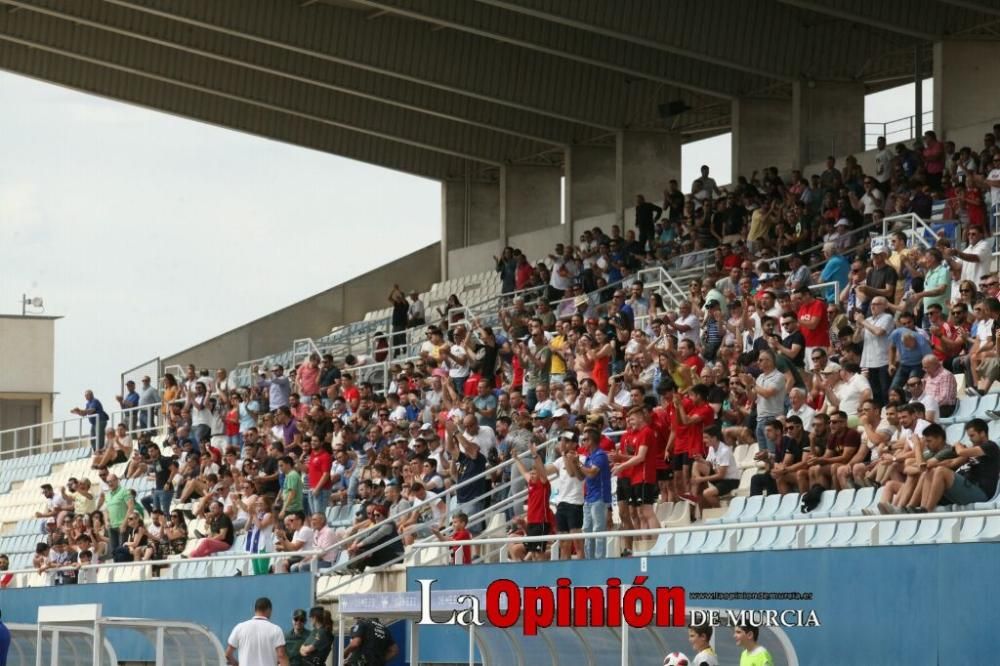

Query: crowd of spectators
left=4, top=131, right=1000, bottom=580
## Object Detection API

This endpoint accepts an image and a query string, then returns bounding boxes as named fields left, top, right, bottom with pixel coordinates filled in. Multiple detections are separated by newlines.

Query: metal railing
left=863, top=110, right=933, bottom=150
left=413, top=506, right=1000, bottom=553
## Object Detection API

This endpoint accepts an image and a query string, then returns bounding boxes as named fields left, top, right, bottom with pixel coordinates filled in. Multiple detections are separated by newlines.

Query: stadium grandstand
left=2, top=1, right=1000, bottom=665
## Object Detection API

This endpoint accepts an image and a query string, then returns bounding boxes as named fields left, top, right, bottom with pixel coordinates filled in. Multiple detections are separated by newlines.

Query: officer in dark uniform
left=343, top=617, right=398, bottom=666
left=285, top=609, right=308, bottom=666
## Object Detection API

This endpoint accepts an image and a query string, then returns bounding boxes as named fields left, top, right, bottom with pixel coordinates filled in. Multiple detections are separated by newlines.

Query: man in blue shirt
left=819, top=242, right=850, bottom=301
left=889, top=311, right=934, bottom=389
left=116, top=380, right=140, bottom=431
left=71, top=390, right=109, bottom=452
left=580, top=427, right=612, bottom=560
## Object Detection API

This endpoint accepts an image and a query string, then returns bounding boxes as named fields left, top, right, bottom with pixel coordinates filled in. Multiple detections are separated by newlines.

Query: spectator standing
left=853, top=297, right=894, bottom=406
left=580, top=428, right=612, bottom=559
left=258, top=364, right=291, bottom=411
left=743, top=351, right=787, bottom=453
left=116, top=380, right=140, bottom=430
left=407, top=289, right=426, bottom=328
left=634, top=194, right=662, bottom=250
left=225, top=597, right=288, bottom=666
left=279, top=456, right=304, bottom=519
left=103, top=474, right=131, bottom=556
left=71, top=390, right=109, bottom=453
left=137, top=376, right=160, bottom=430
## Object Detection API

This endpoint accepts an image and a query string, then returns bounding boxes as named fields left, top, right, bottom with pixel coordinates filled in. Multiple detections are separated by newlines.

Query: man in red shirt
left=611, top=408, right=659, bottom=549
left=670, top=384, right=716, bottom=503
left=512, top=442, right=551, bottom=561
left=340, top=372, right=361, bottom=412
left=305, top=438, right=333, bottom=514
left=795, top=286, right=830, bottom=370
left=651, top=382, right=676, bottom=503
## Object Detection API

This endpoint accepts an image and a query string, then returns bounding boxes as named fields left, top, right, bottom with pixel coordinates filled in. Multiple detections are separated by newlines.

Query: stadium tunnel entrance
left=6, top=604, right=226, bottom=666
left=339, top=591, right=799, bottom=665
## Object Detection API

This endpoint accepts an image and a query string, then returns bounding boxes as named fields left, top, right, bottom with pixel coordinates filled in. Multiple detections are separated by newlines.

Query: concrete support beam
left=732, top=96, right=796, bottom=184
left=616, top=130, right=681, bottom=230
left=504, top=165, right=563, bottom=239
left=441, top=177, right=501, bottom=279
left=794, top=80, right=865, bottom=167
left=933, top=41, right=1000, bottom=149
left=566, top=144, right=616, bottom=224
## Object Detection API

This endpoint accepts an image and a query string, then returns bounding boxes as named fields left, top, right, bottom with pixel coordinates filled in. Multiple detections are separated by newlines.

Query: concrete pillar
left=731, top=96, right=796, bottom=184
left=503, top=165, right=562, bottom=238
left=793, top=80, right=865, bottom=168
left=565, top=143, right=616, bottom=224
left=440, top=177, right=500, bottom=280
left=616, top=130, right=681, bottom=231
left=934, top=41, right=1000, bottom=148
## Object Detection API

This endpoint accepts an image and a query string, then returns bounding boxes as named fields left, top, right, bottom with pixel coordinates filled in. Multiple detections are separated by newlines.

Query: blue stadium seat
left=884, top=518, right=918, bottom=545
left=824, top=489, right=857, bottom=518
left=735, top=495, right=764, bottom=523
left=705, top=496, right=745, bottom=525
left=971, top=393, right=1000, bottom=418
left=939, top=396, right=978, bottom=425
left=805, top=490, right=837, bottom=518
left=846, top=487, right=877, bottom=515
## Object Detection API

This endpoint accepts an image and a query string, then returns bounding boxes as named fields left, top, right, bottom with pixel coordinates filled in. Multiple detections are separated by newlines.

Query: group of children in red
left=515, top=378, right=717, bottom=558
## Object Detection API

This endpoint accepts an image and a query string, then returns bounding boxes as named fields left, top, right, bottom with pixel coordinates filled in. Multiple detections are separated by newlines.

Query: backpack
left=800, top=484, right=826, bottom=513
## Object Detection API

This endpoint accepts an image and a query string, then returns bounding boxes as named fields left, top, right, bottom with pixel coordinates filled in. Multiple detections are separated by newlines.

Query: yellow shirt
left=549, top=335, right=567, bottom=375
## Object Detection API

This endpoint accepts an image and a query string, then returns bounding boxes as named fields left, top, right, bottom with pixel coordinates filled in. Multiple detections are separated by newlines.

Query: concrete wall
left=446, top=224, right=570, bottom=277
left=934, top=41, right=1000, bottom=149
left=567, top=144, right=616, bottom=220
left=441, top=179, right=501, bottom=249
left=447, top=239, right=502, bottom=279
left=795, top=80, right=865, bottom=167
left=162, top=243, right=440, bottom=372
left=732, top=96, right=796, bottom=183
left=0, top=315, right=57, bottom=394
left=505, top=165, right=562, bottom=238
left=621, top=130, right=681, bottom=207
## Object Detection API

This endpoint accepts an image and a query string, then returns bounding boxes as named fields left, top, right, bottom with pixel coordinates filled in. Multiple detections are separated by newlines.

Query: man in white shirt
left=407, top=290, right=426, bottom=327
left=947, top=225, right=993, bottom=285
left=274, top=514, right=314, bottom=574
left=786, top=388, right=816, bottom=433
left=853, top=296, right=894, bottom=407
left=575, top=378, right=609, bottom=415
left=544, top=432, right=586, bottom=559
left=226, top=597, right=288, bottom=666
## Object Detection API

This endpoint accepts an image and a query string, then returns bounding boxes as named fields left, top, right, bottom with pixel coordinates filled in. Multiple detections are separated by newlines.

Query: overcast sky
left=0, top=71, right=930, bottom=423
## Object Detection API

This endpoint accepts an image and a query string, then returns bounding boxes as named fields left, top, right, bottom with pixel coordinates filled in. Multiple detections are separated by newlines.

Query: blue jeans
left=141, top=489, right=174, bottom=514
left=310, top=488, right=331, bottom=515
left=755, top=418, right=775, bottom=454
left=891, top=363, right=924, bottom=390
left=583, top=501, right=608, bottom=559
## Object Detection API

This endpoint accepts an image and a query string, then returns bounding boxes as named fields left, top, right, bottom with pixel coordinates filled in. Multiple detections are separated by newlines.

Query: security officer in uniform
left=343, top=617, right=398, bottom=666
left=285, top=609, right=308, bottom=666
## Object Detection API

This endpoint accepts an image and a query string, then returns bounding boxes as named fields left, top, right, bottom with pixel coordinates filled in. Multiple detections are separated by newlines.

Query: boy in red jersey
left=512, top=442, right=551, bottom=561
left=651, top=381, right=676, bottom=502
left=671, top=384, right=716, bottom=503
left=612, top=407, right=660, bottom=535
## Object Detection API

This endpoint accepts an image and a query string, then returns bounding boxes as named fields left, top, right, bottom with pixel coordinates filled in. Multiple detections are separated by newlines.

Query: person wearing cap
left=858, top=246, right=898, bottom=308
left=537, top=431, right=585, bottom=559
left=285, top=610, right=308, bottom=666
left=344, top=503, right=405, bottom=573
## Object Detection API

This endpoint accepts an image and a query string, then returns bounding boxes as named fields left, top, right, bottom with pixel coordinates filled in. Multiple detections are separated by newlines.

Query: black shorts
left=711, top=479, right=740, bottom=496
left=525, top=522, right=548, bottom=552
left=656, top=468, right=672, bottom=482
left=616, top=478, right=632, bottom=502
left=671, top=452, right=691, bottom=470
left=629, top=483, right=658, bottom=507
left=555, top=503, right=583, bottom=532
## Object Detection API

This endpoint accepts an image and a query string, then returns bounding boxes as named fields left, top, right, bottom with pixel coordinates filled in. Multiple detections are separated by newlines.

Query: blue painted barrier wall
left=0, top=573, right=313, bottom=661
left=408, top=542, right=1000, bottom=665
